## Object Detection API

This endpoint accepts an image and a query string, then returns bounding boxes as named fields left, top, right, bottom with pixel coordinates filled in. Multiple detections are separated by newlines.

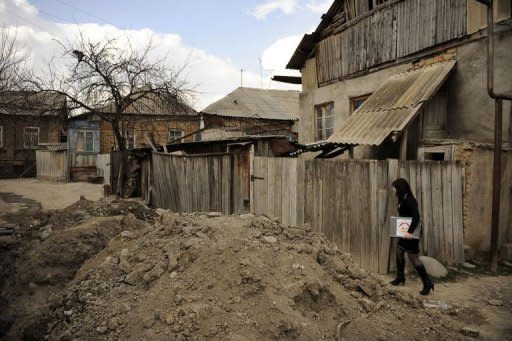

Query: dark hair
left=392, top=178, right=413, bottom=200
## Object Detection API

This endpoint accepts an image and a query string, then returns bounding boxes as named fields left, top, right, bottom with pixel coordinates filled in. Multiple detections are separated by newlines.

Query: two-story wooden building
left=288, top=0, right=511, bottom=160
left=287, top=0, right=512, bottom=261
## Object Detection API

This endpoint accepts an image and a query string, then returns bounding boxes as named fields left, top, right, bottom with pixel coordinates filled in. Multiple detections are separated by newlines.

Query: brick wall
left=100, top=116, right=200, bottom=153
left=411, top=48, right=457, bottom=70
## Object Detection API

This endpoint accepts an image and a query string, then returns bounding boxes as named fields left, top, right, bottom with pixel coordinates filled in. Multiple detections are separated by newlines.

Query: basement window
left=424, top=152, right=445, bottom=161
left=315, top=102, right=334, bottom=141
left=23, top=127, right=40, bottom=149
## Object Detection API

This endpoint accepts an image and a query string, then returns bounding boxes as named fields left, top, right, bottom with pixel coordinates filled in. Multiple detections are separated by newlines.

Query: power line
left=51, top=0, right=113, bottom=26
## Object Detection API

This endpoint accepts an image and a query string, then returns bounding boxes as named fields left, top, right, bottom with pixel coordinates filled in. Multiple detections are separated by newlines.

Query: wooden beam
left=399, top=130, right=408, bottom=161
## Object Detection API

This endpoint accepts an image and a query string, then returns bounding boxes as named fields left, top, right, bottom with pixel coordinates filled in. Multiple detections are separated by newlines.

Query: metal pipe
left=482, top=0, right=511, bottom=272
left=490, top=99, right=502, bottom=272
left=486, top=1, right=512, bottom=100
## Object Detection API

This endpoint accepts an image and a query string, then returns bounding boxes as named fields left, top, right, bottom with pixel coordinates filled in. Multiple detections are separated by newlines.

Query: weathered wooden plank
left=451, top=163, right=465, bottom=263
left=442, top=163, right=454, bottom=264
left=430, top=162, right=443, bottom=260
left=368, top=161, right=379, bottom=273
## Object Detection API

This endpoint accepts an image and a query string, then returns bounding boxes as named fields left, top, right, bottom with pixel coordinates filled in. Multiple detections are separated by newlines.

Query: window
left=350, top=94, right=371, bottom=114
left=168, top=129, right=184, bottom=143
left=315, top=102, right=334, bottom=141
left=75, top=131, right=95, bottom=152
left=23, top=127, right=39, bottom=149
left=0, top=125, right=3, bottom=148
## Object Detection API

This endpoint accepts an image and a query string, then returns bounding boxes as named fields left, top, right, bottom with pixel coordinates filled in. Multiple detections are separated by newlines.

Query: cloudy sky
left=0, top=0, right=332, bottom=109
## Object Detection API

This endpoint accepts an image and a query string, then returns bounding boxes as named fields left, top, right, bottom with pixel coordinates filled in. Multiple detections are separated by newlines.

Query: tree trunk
left=111, top=119, right=129, bottom=198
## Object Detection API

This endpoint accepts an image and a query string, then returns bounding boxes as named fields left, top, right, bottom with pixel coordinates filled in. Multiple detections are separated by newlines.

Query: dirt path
left=0, top=179, right=103, bottom=210
left=384, top=273, right=512, bottom=340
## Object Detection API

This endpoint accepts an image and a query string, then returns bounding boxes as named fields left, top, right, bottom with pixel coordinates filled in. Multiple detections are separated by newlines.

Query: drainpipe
left=476, top=0, right=512, bottom=272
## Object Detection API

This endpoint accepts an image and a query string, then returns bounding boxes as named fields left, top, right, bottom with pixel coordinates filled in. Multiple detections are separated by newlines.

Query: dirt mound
left=1, top=208, right=471, bottom=341
left=0, top=210, right=151, bottom=339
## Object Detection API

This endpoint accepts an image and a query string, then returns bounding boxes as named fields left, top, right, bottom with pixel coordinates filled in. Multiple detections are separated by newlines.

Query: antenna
left=259, top=57, right=263, bottom=88
left=240, top=69, right=244, bottom=87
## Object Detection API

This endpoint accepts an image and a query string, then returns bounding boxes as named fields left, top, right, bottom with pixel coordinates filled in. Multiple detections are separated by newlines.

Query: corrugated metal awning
left=328, top=61, right=456, bottom=146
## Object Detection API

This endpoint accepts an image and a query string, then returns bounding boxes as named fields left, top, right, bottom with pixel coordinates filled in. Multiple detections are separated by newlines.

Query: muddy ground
left=0, top=193, right=511, bottom=340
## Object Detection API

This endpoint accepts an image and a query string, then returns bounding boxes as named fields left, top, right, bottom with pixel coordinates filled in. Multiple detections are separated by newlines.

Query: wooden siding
left=317, top=0, right=467, bottom=85
left=36, top=150, right=68, bottom=181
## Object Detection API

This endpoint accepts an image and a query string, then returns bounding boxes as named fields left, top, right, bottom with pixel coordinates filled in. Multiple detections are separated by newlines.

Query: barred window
left=23, top=127, right=39, bottom=149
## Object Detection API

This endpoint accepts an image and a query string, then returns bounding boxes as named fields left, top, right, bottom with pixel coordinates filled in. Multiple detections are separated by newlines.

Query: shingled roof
left=201, top=87, right=300, bottom=121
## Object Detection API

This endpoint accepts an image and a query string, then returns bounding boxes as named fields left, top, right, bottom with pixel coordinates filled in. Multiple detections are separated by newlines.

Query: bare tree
left=0, top=28, right=25, bottom=92
left=28, top=33, right=192, bottom=195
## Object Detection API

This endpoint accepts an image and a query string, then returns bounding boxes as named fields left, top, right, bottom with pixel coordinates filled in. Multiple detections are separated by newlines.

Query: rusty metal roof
left=201, top=87, right=300, bottom=121
left=328, top=61, right=456, bottom=146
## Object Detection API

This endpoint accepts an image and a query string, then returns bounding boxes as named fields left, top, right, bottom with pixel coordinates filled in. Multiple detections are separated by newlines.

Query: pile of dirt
left=0, top=202, right=473, bottom=340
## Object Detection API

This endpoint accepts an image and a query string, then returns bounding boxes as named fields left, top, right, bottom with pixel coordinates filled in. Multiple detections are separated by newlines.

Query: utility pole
left=474, top=0, right=512, bottom=272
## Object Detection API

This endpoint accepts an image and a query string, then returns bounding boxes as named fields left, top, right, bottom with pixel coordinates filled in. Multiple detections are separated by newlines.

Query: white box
left=390, top=216, right=421, bottom=239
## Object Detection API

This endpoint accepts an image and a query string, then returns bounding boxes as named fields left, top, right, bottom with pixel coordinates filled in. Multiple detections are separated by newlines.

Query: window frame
left=0, top=125, right=3, bottom=149
left=168, top=128, right=185, bottom=143
left=314, top=102, right=334, bottom=141
left=349, top=93, right=372, bottom=114
left=75, top=130, right=96, bottom=153
left=23, top=126, right=40, bottom=149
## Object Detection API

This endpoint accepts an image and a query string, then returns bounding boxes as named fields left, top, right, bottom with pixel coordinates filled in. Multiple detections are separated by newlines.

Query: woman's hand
left=403, top=232, right=414, bottom=239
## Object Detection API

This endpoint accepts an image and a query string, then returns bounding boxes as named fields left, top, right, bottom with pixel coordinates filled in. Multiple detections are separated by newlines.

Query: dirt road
left=0, top=179, right=102, bottom=210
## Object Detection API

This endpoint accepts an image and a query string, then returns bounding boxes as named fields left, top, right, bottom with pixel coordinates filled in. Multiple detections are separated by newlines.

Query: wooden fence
left=96, top=154, right=111, bottom=185
left=305, top=159, right=464, bottom=273
left=253, top=157, right=305, bottom=226
left=36, top=150, right=68, bottom=182
left=251, top=157, right=464, bottom=273
left=135, top=153, right=466, bottom=273
left=151, top=153, right=234, bottom=214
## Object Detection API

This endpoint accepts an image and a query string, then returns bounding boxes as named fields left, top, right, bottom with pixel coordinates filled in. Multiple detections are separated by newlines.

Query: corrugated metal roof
left=100, top=92, right=197, bottom=116
left=200, top=129, right=246, bottom=141
left=201, top=87, right=300, bottom=121
left=328, top=61, right=456, bottom=146
left=0, top=91, right=66, bottom=116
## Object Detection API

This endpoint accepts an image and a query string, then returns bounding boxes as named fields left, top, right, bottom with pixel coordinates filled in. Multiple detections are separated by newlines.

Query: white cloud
left=261, top=34, right=302, bottom=77
left=251, top=0, right=298, bottom=20
left=0, top=0, right=299, bottom=111
left=306, top=0, right=332, bottom=13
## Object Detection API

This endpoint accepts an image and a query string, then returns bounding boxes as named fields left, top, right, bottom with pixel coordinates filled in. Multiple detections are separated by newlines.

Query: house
left=201, top=87, right=300, bottom=140
left=287, top=0, right=512, bottom=260
left=288, top=0, right=511, bottom=160
left=98, top=92, right=200, bottom=153
left=0, top=92, right=67, bottom=178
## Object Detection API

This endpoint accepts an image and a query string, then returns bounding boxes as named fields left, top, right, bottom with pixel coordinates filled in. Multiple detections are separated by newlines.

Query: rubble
left=0, top=200, right=473, bottom=340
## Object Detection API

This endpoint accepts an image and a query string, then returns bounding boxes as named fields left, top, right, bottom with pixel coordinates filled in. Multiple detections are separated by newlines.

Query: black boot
left=415, top=264, right=434, bottom=295
left=390, top=252, right=405, bottom=286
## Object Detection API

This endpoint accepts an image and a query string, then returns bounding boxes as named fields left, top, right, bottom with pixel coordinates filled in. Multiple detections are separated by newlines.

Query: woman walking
left=390, top=178, right=434, bottom=295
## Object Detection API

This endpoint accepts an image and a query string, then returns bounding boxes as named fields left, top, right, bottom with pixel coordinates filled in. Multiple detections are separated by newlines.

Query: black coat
left=397, top=193, right=420, bottom=234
